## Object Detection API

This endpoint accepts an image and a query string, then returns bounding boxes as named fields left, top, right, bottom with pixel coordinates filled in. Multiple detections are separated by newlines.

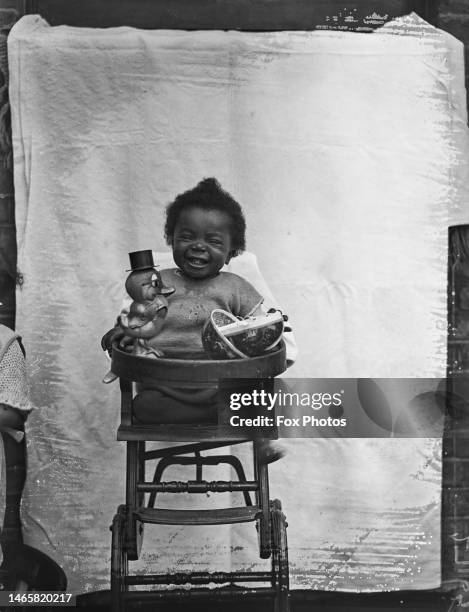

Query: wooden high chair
left=109, top=342, right=289, bottom=612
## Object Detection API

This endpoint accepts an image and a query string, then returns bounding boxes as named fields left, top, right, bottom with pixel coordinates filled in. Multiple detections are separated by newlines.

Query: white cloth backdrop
left=8, top=13, right=469, bottom=593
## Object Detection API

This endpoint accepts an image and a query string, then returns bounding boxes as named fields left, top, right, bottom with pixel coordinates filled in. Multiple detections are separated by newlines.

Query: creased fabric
left=8, top=13, right=469, bottom=593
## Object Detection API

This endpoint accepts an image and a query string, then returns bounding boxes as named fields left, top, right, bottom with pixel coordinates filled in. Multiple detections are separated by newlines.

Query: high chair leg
left=125, top=442, right=144, bottom=560
left=254, top=441, right=272, bottom=559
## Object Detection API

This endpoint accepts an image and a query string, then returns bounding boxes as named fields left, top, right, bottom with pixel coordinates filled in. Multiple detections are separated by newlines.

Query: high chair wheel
left=256, top=455, right=271, bottom=559
left=271, top=499, right=290, bottom=612
left=111, top=506, right=128, bottom=612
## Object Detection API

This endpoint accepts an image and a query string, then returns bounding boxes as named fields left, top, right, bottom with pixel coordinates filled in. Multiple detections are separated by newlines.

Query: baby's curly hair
left=164, top=178, right=246, bottom=256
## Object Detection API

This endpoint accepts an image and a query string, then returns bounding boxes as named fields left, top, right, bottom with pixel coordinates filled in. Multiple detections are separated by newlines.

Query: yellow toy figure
left=120, top=250, right=175, bottom=357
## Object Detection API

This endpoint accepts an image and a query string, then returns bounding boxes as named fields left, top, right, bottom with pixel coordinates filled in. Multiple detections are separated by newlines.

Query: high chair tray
left=111, top=341, right=286, bottom=384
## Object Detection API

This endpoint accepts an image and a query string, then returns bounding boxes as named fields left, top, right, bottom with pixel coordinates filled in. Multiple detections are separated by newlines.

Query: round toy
left=202, top=309, right=284, bottom=360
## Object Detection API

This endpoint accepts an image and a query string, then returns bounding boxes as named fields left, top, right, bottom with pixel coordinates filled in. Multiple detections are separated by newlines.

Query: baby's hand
left=267, top=308, right=292, bottom=333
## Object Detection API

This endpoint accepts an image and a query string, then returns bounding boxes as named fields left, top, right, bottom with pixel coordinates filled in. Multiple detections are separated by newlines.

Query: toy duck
left=120, top=250, right=175, bottom=357
left=102, top=250, right=175, bottom=383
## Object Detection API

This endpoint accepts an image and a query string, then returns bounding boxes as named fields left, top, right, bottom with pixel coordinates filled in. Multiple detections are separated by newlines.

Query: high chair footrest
left=134, top=506, right=262, bottom=525
left=123, top=586, right=276, bottom=602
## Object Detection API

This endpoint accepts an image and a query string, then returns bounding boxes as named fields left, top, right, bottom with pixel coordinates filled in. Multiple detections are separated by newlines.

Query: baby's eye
left=209, top=239, right=223, bottom=246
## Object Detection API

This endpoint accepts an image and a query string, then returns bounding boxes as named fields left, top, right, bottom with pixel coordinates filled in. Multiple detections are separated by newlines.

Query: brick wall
left=437, top=1, right=469, bottom=584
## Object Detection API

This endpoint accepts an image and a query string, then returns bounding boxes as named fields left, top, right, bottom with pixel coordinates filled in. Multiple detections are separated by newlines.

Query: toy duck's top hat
left=127, top=250, right=156, bottom=272
left=126, top=250, right=175, bottom=297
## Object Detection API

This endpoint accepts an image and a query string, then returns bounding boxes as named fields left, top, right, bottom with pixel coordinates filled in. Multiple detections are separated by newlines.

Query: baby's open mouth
left=186, top=256, right=209, bottom=267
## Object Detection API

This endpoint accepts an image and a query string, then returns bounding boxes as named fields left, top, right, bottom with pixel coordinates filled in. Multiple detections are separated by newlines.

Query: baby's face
left=172, top=206, right=233, bottom=279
